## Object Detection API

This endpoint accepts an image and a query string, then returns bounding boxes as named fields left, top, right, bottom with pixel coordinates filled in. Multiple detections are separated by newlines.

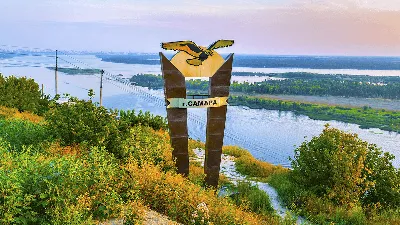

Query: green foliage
left=229, top=182, right=275, bottom=216
left=222, top=146, right=288, bottom=180
left=291, top=124, right=400, bottom=207
left=362, top=150, right=400, bottom=209
left=269, top=172, right=370, bottom=225
left=125, top=162, right=276, bottom=225
left=0, top=74, right=50, bottom=115
left=230, top=95, right=400, bottom=133
left=0, top=119, right=50, bottom=152
left=0, top=142, right=144, bottom=224
left=0, top=106, right=43, bottom=123
left=47, top=67, right=102, bottom=75
left=269, top=125, right=400, bottom=224
left=45, top=93, right=170, bottom=160
left=120, top=125, right=175, bottom=171
left=292, top=125, right=370, bottom=205
left=119, top=109, right=168, bottom=131
left=128, top=72, right=400, bottom=99
left=129, top=74, right=164, bottom=89
left=44, top=96, right=123, bottom=157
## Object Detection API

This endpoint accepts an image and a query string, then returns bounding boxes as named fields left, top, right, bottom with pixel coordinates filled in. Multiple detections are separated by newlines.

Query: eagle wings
left=161, top=40, right=234, bottom=66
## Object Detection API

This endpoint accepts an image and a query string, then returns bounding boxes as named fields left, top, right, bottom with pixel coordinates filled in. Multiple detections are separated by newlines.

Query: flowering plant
left=191, top=202, right=212, bottom=225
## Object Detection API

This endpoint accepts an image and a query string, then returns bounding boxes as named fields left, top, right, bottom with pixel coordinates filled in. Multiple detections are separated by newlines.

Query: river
left=1, top=54, right=399, bottom=168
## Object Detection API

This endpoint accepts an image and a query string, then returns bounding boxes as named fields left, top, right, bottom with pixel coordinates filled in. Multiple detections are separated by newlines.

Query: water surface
left=1, top=55, right=399, bottom=168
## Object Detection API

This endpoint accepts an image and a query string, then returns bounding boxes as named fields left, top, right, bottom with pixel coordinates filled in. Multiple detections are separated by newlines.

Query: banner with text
left=167, top=97, right=228, bottom=108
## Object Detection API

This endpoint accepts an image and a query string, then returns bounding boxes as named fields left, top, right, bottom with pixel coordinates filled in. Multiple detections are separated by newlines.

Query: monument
left=159, top=40, right=234, bottom=187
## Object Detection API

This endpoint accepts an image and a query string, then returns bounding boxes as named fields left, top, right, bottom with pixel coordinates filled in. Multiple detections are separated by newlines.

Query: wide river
left=1, top=54, right=399, bottom=167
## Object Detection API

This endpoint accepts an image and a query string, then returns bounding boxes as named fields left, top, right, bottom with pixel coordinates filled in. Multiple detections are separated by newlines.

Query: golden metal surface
left=161, top=40, right=234, bottom=77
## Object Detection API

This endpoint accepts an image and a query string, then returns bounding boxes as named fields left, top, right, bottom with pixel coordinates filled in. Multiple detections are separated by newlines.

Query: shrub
left=0, top=142, right=145, bottom=224
left=45, top=92, right=170, bottom=160
left=268, top=172, right=370, bottom=225
left=0, top=74, right=50, bottom=115
left=119, top=125, right=175, bottom=171
left=291, top=124, right=400, bottom=207
left=362, top=149, right=400, bottom=209
left=188, top=139, right=205, bottom=157
left=123, top=161, right=280, bottom=225
left=229, top=182, right=275, bottom=216
left=0, top=106, right=43, bottom=123
left=119, top=109, right=167, bottom=131
left=45, top=96, right=124, bottom=157
left=129, top=74, right=164, bottom=89
left=0, top=119, right=49, bottom=152
left=222, top=146, right=288, bottom=179
left=188, top=164, right=207, bottom=187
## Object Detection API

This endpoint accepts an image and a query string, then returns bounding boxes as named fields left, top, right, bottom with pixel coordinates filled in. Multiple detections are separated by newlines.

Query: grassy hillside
left=0, top=76, right=285, bottom=224
left=1, top=75, right=399, bottom=224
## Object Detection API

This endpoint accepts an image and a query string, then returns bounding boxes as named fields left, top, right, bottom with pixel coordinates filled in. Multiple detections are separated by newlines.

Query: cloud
left=294, top=0, right=400, bottom=11
left=1, top=0, right=399, bottom=55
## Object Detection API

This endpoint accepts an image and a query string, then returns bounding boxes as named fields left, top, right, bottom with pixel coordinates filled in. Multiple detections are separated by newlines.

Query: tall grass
left=0, top=106, right=43, bottom=123
left=0, top=118, right=50, bottom=152
left=0, top=142, right=146, bottom=224
left=222, top=146, right=288, bottom=179
left=124, top=161, right=281, bottom=225
left=229, top=182, right=275, bottom=216
left=0, top=107, right=284, bottom=224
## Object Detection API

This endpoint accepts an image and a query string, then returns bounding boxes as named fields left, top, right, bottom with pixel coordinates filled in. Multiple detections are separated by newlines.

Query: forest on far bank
left=129, top=73, right=400, bottom=133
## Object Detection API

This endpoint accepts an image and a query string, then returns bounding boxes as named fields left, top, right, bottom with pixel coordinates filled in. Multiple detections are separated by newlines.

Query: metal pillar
left=100, top=69, right=104, bottom=106
left=55, top=50, right=58, bottom=96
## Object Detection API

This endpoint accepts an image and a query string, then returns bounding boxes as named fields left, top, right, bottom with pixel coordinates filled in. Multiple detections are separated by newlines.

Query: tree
left=291, top=124, right=400, bottom=208
left=44, top=91, right=168, bottom=159
left=45, top=93, right=123, bottom=157
left=0, top=74, right=50, bottom=115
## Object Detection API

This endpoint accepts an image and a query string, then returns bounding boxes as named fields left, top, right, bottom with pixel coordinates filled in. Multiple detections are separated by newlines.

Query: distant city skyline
left=1, top=0, right=400, bottom=56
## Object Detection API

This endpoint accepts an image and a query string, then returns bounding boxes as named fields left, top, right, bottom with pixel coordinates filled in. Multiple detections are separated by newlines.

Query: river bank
left=232, top=92, right=400, bottom=111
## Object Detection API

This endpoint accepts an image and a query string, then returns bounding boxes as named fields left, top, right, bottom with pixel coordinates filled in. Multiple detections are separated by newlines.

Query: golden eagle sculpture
left=161, top=40, right=234, bottom=66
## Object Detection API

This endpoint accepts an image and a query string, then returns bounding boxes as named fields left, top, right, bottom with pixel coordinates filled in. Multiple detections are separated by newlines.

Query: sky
left=0, top=0, right=400, bottom=56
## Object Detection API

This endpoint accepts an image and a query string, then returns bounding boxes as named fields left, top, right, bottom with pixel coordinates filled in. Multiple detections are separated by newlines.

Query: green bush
left=274, top=124, right=400, bottom=224
left=45, top=96, right=124, bottom=157
left=269, top=172, right=370, bottom=225
left=222, top=146, right=287, bottom=180
left=0, top=142, right=144, bottom=224
left=362, top=150, right=400, bottom=209
left=119, top=125, right=175, bottom=171
left=129, top=74, right=164, bottom=89
left=45, top=92, right=169, bottom=159
left=0, top=74, right=50, bottom=115
left=0, top=119, right=50, bottom=152
left=119, top=109, right=167, bottom=131
left=291, top=124, right=400, bottom=207
left=229, top=182, right=275, bottom=216
left=125, top=162, right=277, bottom=225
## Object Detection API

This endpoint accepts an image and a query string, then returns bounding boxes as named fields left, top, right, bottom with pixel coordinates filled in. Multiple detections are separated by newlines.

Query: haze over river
left=1, top=53, right=399, bottom=167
